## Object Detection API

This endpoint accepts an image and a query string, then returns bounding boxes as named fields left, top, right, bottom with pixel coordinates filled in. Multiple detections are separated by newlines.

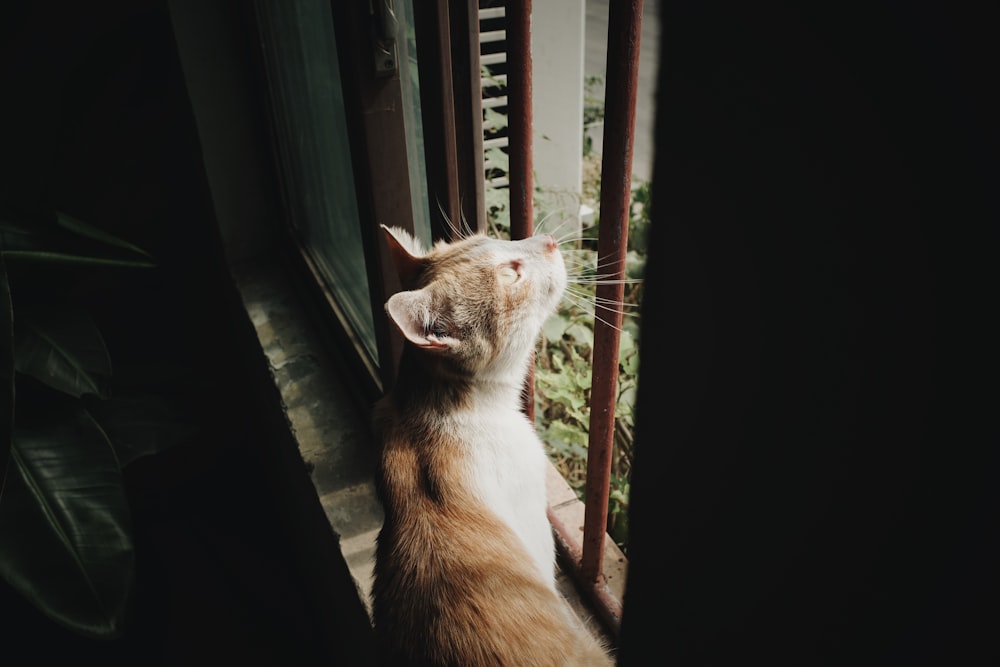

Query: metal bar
left=506, top=0, right=535, bottom=419
left=582, top=0, right=643, bottom=583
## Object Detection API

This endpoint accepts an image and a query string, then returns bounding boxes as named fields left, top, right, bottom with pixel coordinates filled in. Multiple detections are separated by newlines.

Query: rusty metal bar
left=506, top=0, right=535, bottom=420
left=507, top=0, right=533, bottom=241
left=582, top=0, right=643, bottom=583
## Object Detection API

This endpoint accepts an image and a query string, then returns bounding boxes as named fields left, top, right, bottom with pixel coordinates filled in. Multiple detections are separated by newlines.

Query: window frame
left=249, top=0, right=638, bottom=644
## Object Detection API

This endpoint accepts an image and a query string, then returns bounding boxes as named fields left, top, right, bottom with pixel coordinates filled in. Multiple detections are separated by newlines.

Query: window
left=252, top=0, right=644, bottom=643
left=253, top=0, right=431, bottom=395
left=254, top=0, right=377, bottom=363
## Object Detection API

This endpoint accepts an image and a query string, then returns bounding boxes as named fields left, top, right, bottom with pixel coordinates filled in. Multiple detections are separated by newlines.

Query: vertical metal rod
left=507, top=0, right=533, bottom=240
left=506, top=0, right=535, bottom=420
left=582, top=0, right=643, bottom=583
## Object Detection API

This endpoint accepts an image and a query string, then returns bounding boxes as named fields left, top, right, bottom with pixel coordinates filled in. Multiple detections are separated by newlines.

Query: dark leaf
left=13, top=306, right=111, bottom=398
left=88, top=393, right=197, bottom=468
left=0, top=399, right=134, bottom=638
left=54, top=211, right=153, bottom=261
left=1, top=250, right=156, bottom=269
left=0, top=208, right=155, bottom=269
left=0, top=257, right=12, bottom=494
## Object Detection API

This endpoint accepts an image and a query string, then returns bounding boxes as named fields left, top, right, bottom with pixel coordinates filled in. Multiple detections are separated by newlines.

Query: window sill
left=231, top=258, right=625, bottom=647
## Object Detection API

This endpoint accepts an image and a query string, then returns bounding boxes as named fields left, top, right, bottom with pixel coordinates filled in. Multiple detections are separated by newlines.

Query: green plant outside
left=480, top=66, right=646, bottom=553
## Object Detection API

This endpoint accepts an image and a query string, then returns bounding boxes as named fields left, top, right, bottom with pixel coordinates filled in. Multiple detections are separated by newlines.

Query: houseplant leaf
left=13, top=305, right=111, bottom=399
left=87, top=393, right=197, bottom=468
left=54, top=211, right=154, bottom=261
left=0, top=257, right=12, bottom=494
left=0, top=397, right=134, bottom=638
left=0, top=207, right=156, bottom=269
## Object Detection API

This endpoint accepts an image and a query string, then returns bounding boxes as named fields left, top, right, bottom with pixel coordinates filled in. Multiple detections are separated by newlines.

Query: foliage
left=532, top=213, right=646, bottom=555
left=0, top=202, right=161, bottom=638
left=480, top=64, right=648, bottom=554
left=582, top=75, right=606, bottom=157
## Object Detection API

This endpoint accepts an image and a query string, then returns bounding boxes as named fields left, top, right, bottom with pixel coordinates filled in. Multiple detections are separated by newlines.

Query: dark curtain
left=622, top=2, right=999, bottom=665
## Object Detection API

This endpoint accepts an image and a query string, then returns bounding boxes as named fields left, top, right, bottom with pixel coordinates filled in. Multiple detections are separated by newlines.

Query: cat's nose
left=541, top=234, right=557, bottom=253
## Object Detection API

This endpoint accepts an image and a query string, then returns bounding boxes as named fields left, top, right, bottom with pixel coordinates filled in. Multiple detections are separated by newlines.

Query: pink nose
left=541, top=234, right=557, bottom=253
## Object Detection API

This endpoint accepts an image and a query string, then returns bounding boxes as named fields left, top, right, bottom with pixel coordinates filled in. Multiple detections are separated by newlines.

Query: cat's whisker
left=560, top=295, right=632, bottom=332
left=564, top=285, right=641, bottom=310
left=563, top=302, right=640, bottom=326
left=591, top=296, right=642, bottom=311
left=561, top=290, right=641, bottom=326
left=556, top=233, right=599, bottom=247
left=533, top=210, right=564, bottom=236
left=568, top=277, right=644, bottom=286
left=458, top=194, right=475, bottom=238
left=564, top=266, right=643, bottom=283
left=558, top=248, right=637, bottom=277
left=435, top=198, right=465, bottom=240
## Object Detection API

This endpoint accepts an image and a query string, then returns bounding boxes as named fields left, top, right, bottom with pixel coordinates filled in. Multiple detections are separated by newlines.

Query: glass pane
left=398, top=0, right=431, bottom=244
left=255, top=0, right=376, bottom=361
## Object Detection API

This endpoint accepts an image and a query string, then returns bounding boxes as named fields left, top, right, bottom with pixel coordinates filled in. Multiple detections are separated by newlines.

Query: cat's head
left=382, top=225, right=566, bottom=379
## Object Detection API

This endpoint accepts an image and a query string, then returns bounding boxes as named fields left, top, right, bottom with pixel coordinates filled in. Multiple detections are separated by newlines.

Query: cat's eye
left=497, top=262, right=521, bottom=285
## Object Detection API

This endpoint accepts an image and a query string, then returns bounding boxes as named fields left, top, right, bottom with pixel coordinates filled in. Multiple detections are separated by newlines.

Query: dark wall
left=622, top=2, right=999, bottom=665
left=1, top=3, right=362, bottom=665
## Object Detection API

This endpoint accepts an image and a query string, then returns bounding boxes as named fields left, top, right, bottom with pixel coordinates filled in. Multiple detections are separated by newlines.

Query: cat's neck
left=392, top=345, right=531, bottom=417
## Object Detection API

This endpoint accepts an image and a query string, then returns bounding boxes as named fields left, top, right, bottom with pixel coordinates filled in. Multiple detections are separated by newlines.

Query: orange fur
left=371, top=227, right=613, bottom=666
left=372, top=404, right=612, bottom=666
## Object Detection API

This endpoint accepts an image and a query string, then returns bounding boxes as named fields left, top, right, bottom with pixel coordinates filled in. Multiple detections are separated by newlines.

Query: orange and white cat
left=371, top=225, right=613, bottom=666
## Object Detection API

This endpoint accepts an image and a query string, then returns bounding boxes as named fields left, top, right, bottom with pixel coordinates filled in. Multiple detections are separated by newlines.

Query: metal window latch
left=371, top=0, right=398, bottom=77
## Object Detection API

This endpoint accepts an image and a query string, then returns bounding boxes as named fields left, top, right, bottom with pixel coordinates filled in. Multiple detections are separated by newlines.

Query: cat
left=371, top=224, right=614, bottom=666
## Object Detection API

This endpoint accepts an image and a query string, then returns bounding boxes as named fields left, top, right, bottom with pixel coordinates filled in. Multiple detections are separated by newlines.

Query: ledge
left=230, top=258, right=624, bottom=645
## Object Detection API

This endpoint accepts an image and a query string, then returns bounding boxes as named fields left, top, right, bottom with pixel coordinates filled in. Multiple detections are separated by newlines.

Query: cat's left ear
left=381, top=224, right=426, bottom=290
left=385, top=289, right=457, bottom=351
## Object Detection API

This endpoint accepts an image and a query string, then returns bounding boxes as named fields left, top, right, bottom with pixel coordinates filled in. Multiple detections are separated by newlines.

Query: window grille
left=499, top=0, right=645, bottom=639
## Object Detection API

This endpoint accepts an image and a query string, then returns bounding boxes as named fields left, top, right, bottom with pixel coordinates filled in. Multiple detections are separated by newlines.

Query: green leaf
left=483, top=107, right=508, bottom=134
left=0, top=399, right=134, bottom=638
left=1, top=251, right=156, bottom=269
left=565, top=320, right=594, bottom=348
left=0, top=208, right=155, bottom=269
left=0, top=256, right=12, bottom=491
left=55, top=211, right=153, bottom=261
left=87, top=393, right=197, bottom=468
left=484, top=147, right=509, bottom=173
left=541, top=421, right=588, bottom=458
left=542, top=313, right=569, bottom=343
left=626, top=249, right=646, bottom=279
left=13, top=306, right=111, bottom=398
left=617, top=384, right=637, bottom=421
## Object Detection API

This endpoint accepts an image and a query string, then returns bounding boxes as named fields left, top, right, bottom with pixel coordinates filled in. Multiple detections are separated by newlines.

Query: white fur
left=451, top=391, right=557, bottom=588
left=383, top=224, right=427, bottom=256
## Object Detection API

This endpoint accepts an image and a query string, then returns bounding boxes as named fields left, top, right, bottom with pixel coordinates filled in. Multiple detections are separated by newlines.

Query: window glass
left=255, top=0, right=375, bottom=360
left=256, top=0, right=429, bottom=365
left=398, top=0, right=431, bottom=244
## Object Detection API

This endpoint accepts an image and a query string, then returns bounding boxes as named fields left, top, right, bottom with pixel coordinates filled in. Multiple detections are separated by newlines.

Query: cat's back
left=371, top=395, right=612, bottom=667
left=370, top=226, right=612, bottom=665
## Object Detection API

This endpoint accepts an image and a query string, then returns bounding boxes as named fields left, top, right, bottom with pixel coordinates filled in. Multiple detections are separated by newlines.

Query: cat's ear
left=381, top=224, right=426, bottom=290
left=385, top=289, right=457, bottom=351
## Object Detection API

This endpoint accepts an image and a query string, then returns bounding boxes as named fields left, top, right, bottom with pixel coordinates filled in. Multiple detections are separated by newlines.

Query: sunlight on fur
left=372, top=224, right=615, bottom=666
